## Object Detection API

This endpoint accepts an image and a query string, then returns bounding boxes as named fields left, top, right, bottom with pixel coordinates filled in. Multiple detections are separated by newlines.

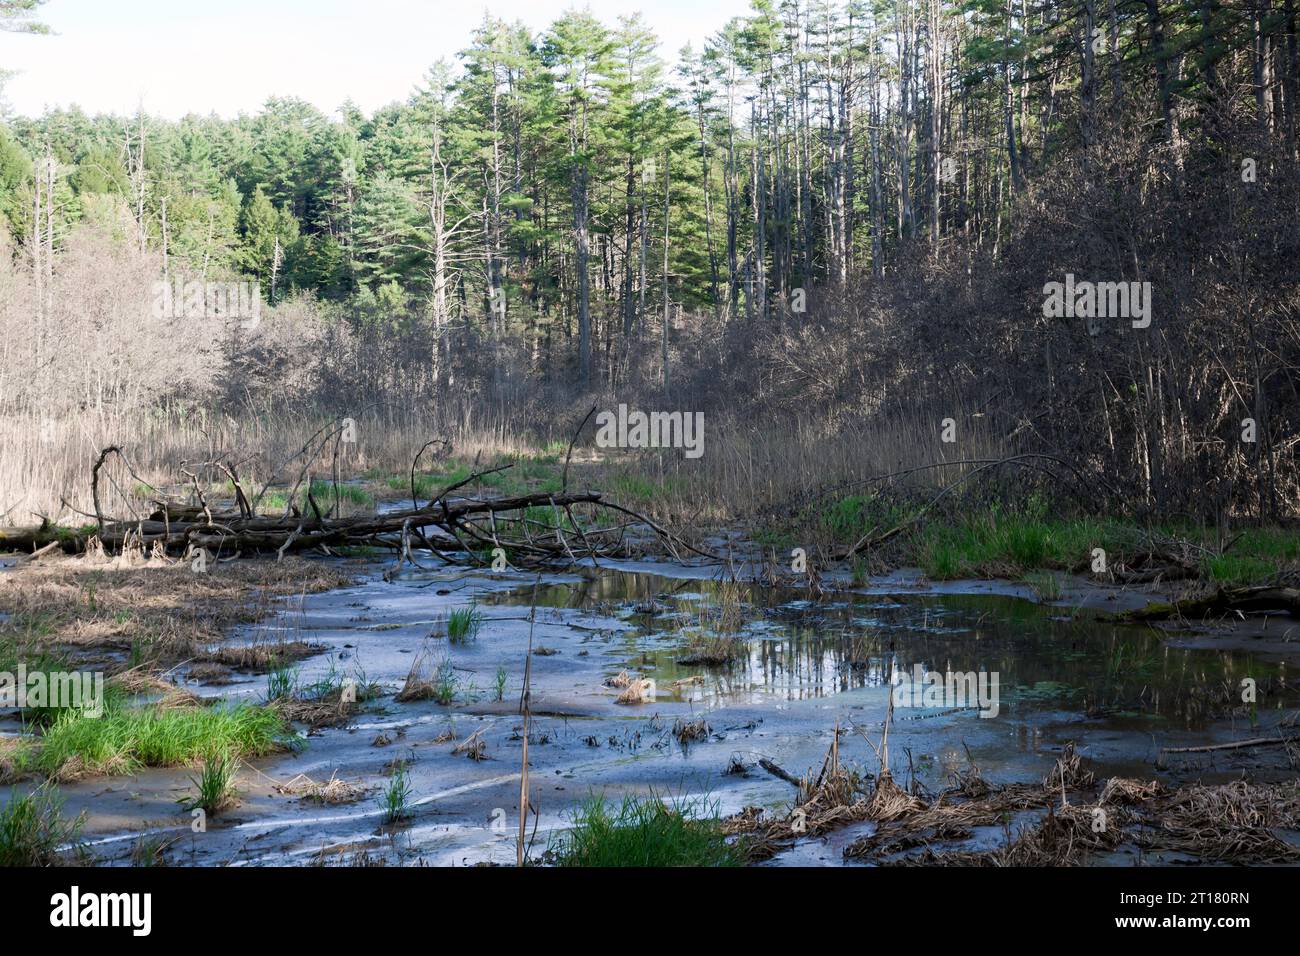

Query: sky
left=0, top=0, right=754, bottom=120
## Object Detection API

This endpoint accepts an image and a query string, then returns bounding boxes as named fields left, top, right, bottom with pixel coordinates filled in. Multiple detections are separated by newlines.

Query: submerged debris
left=452, top=729, right=488, bottom=760
left=615, top=678, right=655, bottom=705
left=672, top=717, right=710, bottom=745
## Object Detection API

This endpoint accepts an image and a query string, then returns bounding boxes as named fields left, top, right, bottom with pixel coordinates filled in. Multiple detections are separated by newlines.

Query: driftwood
left=103, top=490, right=606, bottom=555
left=1160, top=736, right=1296, bottom=756
left=758, top=758, right=804, bottom=789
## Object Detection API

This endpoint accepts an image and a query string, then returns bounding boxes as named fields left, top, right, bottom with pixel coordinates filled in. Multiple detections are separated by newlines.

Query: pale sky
left=0, top=0, right=754, bottom=120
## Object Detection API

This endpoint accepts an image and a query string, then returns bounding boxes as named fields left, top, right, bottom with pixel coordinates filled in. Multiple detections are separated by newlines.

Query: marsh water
left=51, top=555, right=1300, bottom=866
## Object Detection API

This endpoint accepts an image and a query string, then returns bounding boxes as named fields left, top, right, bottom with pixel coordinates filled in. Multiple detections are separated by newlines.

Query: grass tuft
left=446, top=605, right=483, bottom=644
left=182, top=750, right=240, bottom=815
left=0, top=784, right=83, bottom=866
left=378, top=765, right=413, bottom=825
left=550, top=794, right=742, bottom=867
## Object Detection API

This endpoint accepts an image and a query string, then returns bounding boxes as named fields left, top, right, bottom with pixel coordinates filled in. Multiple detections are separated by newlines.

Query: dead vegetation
left=452, top=729, right=487, bottom=760
left=672, top=717, right=710, bottom=745
left=395, top=645, right=457, bottom=705
left=276, top=771, right=368, bottom=805
left=0, top=550, right=353, bottom=678
left=614, top=677, right=655, bottom=705
left=676, top=633, right=747, bottom=667
left=273, top=695, right=356, bottom=730
left=725, top=731, right=1300, bottom=866
left=1112, top=585, right=1300, bottom=623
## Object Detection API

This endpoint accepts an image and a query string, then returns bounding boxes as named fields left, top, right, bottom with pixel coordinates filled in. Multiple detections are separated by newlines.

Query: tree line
left=2, top=1, right=1299, bottom=518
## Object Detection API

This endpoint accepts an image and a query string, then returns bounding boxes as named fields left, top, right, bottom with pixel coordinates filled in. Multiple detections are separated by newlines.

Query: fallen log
left=82, top=489, right=607, bottom=557
left=758, top=758, right=804, bottom=789
left=1159, top=736, right=1295, bottom=756
left=0, top=521, right=86, bottom=555
left=1113, top=586, right=1300, bottom=622
left=0, top=444, right=720, bottom=568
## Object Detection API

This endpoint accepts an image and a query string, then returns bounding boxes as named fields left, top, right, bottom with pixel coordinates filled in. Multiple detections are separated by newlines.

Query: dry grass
left=0, top=552, right=352, bottom=674
left=0, top=403, right=538, bottom=526
left=452, top=729, right=487, bottom=760
left=0, top=737, right=23, bottom=784
left=676, top=633, right=747, bottom=666
left=273, top=696, right=354, bottom=730
left=395, top=646, right=457, bottom=705
left=1139, top=780, right=1300, bottom=864
left=105, top=667, right=201, bottom=710
left=727, top=733, right=1120, bottom=864
left=717, top=732, right=1300, bottom=867
left=276, top=771, right=368, bottom=805
left=1042, top=742, right=1095, bottom=792
left=614, top=678, right=655, bottom=705
left=671, top=717, right=710, bottom=745
left=1, top=395, right=1011, bottom=557
left=585, top=407, right=1009, bottom=530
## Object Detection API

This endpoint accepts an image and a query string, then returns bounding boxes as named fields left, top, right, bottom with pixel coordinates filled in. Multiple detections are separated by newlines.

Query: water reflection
left=485, top=569, right=1294, bottom=726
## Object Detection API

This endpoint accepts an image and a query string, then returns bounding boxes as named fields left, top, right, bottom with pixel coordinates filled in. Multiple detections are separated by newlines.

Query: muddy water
left=51, top=558, right=1300, bottom=866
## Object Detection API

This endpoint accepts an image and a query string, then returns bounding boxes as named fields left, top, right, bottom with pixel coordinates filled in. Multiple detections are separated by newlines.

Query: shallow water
left=41, top=556, right=1300, bottom=866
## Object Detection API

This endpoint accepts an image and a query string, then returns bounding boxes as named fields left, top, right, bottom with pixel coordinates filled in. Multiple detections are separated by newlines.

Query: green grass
left=31, top=702, right=293, bottom=777
left=0, top=639, right=121, bottom=726
left=446, top=605, right=483, bottom=644
left=916, top=514, right=1140, bottom=579
left=265, top=664, right=297, bottom=702
left=182, top=751, right=240, bottom=815
left=1023, top=570, right=1063, bottom=601
left=432, top=658, right=458, bottom=704
left=519, top=505, right=575, bottom=533
left=378, top=765, right=413, bottom=825
left=260, top=479, right=374, bottom=513
left=0, top=785, right=83, bottom=866
left=1200, top=529, right=1300, bottom=585
left=607, top=471, right=683, bottom=506
left=385, top=455, right=566, bottom=502
left=389, top=467, right=473, bottom=499
left=299, top=660, right=380, bottom=704
left=550, top=794, right=743, bottom=867
left=766, top=488, right=1298, bottom=586
left=311, top=479, right=373, bottom=507
left=819, top=493, right=909, bottom=542
left=801, top=495, right=1296, bottom=585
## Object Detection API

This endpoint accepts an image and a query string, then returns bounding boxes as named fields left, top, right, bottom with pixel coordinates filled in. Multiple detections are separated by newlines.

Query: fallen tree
left=0, top=439, right=716, bottom=570
left=1111, top=585, right=1300, bottom=622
